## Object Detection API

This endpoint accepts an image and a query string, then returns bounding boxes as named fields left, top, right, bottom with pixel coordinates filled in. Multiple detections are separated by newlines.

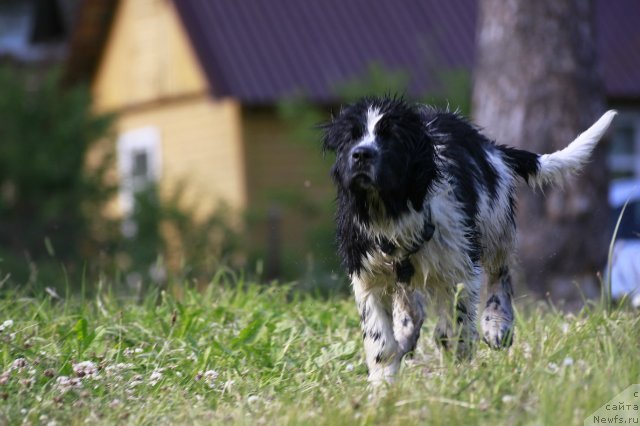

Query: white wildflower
left=11, top=358, right=27, bottom=371
left=45, top=287, right=61, bottom=300
left=0, top=319, right=13, bottom=332
left=123, top=347, right=143, bottom=357
left=55, top=376, right=83, bottom=392
left=196, top=370, right=219, bottom=388
left=247, top=395, right=259, bottom=404
left=105, top=363, right=133, bottom=377
left=149, top=370, right=163, bottom=386
left=222, top=379, right=235, bottom=393
left=561, top=322, right=570, bottom=334
left=547, top=362, right=559, bottom=374
left=563, top=357, right=574, bottom=367
left=55, top=376, right=72, bottom=386
left=203, top=370, right=218, bottom=381
left=345, top=363, right=354, bottom=372
left=72, top=361, right=98, bottom=378
left=129, top=374, right=144, bottom=388
left=502, top=395, right=515, bottom=404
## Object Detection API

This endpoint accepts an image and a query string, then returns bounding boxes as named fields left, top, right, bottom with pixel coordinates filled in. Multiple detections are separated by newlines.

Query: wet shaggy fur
left=321, top=97, right=616, bottom=384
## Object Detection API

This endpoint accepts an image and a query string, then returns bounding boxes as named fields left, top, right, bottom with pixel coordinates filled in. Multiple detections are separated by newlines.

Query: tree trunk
left=472, top=0, right=608, bottom=302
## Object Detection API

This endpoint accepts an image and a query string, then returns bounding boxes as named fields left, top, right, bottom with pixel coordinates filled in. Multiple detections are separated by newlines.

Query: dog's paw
left=481, top=296, right=514, bottom=349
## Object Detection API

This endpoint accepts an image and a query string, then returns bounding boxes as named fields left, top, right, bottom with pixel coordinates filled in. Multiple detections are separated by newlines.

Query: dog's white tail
left=530, top=110, right=617, bottom=187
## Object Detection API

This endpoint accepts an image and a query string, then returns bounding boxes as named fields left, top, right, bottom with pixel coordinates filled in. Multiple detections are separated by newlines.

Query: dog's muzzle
left=348, top=145, right=378, bottom=189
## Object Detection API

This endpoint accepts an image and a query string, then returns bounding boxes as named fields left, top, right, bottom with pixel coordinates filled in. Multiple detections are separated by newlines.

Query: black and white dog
left=321, top=96, right=616, bottom=383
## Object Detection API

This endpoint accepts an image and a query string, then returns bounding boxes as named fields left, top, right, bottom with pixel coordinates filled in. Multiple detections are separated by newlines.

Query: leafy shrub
left=0, top=66, right=117, bottom=286
left=111, top=185, right=247, bottom=295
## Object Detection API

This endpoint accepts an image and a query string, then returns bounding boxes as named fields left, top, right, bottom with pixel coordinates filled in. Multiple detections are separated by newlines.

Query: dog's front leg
left=391, top=277, right=425, bottom=358
left=353, top=277, right=400, bottom=384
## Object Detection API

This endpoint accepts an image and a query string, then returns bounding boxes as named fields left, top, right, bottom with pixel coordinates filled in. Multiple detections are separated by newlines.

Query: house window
left=117, top=127, right=162, bottom=220
left=608, top=111, right=640, bottom=180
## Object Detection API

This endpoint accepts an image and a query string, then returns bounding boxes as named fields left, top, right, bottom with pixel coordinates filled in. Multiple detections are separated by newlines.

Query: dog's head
left=322, top=97, right=439, bottom=220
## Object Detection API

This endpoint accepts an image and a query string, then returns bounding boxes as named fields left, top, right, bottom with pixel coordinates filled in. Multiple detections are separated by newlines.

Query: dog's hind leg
left=353, top=277, right=400, bottom=384
left=432, top=273, right=480, bottom=360
left=481, top=266, right=515, bottom=349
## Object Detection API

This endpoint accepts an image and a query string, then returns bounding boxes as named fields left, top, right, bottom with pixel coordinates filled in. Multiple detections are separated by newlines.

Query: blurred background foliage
left=0, top=67, right=245, bottom=295
left=0, top=66, right=117, bottom=287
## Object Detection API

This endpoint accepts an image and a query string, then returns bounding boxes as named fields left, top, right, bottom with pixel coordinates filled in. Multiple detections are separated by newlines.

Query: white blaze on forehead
left=366, top=107, right=384, bottom=138
left=355, top=107, right=384, bottom=149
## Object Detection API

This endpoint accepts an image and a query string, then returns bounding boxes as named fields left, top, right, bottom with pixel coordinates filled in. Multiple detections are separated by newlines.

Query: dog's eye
left=375, top=117, right=393, bottom=137
left=350, top=123, right=364, bottom=141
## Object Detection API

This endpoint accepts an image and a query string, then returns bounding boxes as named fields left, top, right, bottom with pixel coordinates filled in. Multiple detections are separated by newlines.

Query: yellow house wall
left=93, top=0, right=208, bottom=110
left=90, top=0, right=247, bottom=216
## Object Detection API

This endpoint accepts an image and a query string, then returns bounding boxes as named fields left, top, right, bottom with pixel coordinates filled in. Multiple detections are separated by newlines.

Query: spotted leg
left=353, top=277, right=400, bottom=384
left=481, top=266, right=515, bottom=348
left=392, top=282, right=426, bottom=359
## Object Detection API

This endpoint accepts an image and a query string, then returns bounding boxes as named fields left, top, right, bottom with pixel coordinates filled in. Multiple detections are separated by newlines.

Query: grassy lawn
left=0, top=274, right=638, bottom=425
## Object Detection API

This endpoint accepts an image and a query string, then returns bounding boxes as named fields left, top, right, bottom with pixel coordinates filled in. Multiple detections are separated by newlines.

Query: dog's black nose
left=351, top=145, right=378, bottom=164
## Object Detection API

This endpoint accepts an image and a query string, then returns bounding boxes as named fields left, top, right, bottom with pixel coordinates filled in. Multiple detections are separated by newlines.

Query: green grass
left=0, top=274, right=638, bottom=425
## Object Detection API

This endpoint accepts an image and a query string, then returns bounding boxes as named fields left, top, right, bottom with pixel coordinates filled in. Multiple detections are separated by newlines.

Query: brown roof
left=66, top=0, right=640, bottom=104
left=174, top=0, right=477, bottom=104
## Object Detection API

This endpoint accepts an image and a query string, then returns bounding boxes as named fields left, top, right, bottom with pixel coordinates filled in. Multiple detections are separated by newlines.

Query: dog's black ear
left=407, top=136, right=440, bottom=211
left=319, top=118, right=340, bottom=153
left=319, top=104, right=365, bottom=153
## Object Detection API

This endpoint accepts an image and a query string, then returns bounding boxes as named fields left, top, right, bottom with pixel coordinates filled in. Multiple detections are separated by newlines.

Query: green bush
left=0, top=67, right=117, bottom=287
left=111, top=184, right=247, bottom=296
